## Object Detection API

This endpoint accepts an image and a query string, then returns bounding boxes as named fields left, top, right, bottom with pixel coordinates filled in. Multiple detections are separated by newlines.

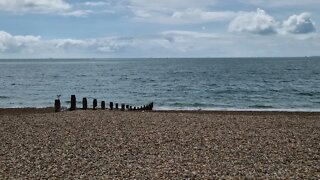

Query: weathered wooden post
left=70, top=95, right=76, bottom=111
left=130, top=106, right=132, bottom=110
left=55, top=99, right=61, bottom=112
left=101, top=101, right=106, bottom=110
left=121, top=104, right=125, bottom=111
left=93, top=99, right=97, bottom=110
left=115, top=103, right=118, bottom=109
left=143, top=105, right=146, bottom=110
left=110, top=102, right=113, bottom=110
left=150, top=102, right=154, bottom=110
left=126, top=105, right=129, bottom=110
left=83, top=97, right=87, bottom=110
left=134, top=107, right=136, bottom=110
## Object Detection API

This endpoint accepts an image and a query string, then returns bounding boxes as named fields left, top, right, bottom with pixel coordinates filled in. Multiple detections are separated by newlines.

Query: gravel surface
left=0, top=110, right=319, bottom=179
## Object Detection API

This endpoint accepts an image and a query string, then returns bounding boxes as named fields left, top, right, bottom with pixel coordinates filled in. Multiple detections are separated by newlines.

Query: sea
left=1, top=57, right=320, bottom=111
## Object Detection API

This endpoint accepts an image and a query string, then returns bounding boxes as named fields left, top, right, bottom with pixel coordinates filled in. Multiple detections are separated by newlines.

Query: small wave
left=270, top=89, right=280, bottom=92
left=155, top=106, right=320, bottom=112
left=77, top=74, right=87, bottom=77
left=299, top=92, right=314, bottom=97
left=214, top=89, right=257, bottom=95
left=279, top=80, right=293, bottom=83
left=171, top=102, right=207, bottom=107
left=286, top=68, right=301, bottom=71
left=298, top=92, right=320, bottom=97
left=249, top=105, right=274, bottom=109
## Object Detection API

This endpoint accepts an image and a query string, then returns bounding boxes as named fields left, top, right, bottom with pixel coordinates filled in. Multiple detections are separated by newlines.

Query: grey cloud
left=282, top=13, right=316, bottom=34
left=0, top=0, right=92, bottom=17
left=0, top=0, right=71, bottom=13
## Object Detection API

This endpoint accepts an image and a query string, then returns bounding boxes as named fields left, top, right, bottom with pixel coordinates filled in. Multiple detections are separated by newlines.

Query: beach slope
left=0, top=110, right=319, bottom=178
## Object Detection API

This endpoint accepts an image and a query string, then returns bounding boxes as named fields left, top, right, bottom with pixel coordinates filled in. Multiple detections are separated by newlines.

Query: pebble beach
left=0, top=109, right=319, bottom=179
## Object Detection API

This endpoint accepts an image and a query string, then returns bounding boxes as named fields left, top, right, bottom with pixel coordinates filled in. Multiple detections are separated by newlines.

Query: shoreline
left=1, top=107, right=320, bottom=116
left=1, top=107, right=320, bottom=114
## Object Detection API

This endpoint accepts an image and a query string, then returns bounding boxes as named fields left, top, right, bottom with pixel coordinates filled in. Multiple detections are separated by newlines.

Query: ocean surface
left=1, top=58, right=320, bottom=111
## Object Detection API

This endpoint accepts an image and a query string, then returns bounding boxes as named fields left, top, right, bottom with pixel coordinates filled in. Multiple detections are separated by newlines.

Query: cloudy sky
left=0, top=0, right=319, bottom=58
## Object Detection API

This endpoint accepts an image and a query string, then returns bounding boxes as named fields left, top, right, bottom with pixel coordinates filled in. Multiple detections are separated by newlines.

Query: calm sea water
left=1, top=58, right=320, bottom=111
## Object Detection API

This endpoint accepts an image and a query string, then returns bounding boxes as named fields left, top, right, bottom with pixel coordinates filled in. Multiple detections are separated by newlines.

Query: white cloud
left=0, top=31, right=41, bottom=52
left=0, top=0, right=96, bottom=17
left=91, top=37, right=134, bottom=53
left=61, top=10, right=93, bottom=17
left=50, top=39, right=87, bottom=48
left=162, top=31, right=221, bottom=40
left=47, top=37, right=134, bottom=54
left=128, top=0, right=215, bottom=10
left=171, top=9, right=237, bottom=24
left=229, top=8, right=278, bottom=35
left=130, top=8, right=237, bottom=24
left=0, top=30, right=237, bottom=57
left=0, top=31, right=134, bottom=57
left=229, top=9, right=317, bottom=35
left=282, top=13, right=316, bottom=34
left=0, top=0, right=71, bottom=14
left=83, top=1, right=110, bottom=7
left=1, top=30, right=320, bottom=58
left=127, top=0, right=236, bottom=24
left=240, top=0, right=320, bottom=7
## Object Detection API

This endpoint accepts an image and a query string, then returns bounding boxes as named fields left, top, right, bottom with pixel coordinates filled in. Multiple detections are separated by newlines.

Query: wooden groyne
left=54, top=95, right=153, bottom=112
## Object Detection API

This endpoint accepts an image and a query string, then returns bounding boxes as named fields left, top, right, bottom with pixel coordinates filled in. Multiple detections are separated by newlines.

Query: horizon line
left=0, top=56, right=319, bottom=60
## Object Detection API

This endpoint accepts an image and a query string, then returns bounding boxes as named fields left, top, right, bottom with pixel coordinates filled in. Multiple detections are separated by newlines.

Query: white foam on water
left=155, top=106, right=320, bottom=112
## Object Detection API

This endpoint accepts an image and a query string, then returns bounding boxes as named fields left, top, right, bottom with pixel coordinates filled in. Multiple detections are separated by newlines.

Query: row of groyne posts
left=54, top=95, right=153, bottom=112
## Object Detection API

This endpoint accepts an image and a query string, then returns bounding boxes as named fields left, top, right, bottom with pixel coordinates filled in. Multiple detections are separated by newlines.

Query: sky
left=0, top=0, right=319, bottom=58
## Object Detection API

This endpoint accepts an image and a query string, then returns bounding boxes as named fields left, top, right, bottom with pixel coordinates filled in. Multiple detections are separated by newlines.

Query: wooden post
left=143, top=105, right=146, bottom=110
left=93, top=99, right=97, bottom=110
left=110, top=102, right=113, bottom=110
left=82, top=98, right=87, bottom=110
left=54, top=99, right=61, bottom=112
left=130, top=106, right=132, bottom=110
left=134, top=107, right=136, bottom=110
left=121, top=104, right=125, bottom=111
left=70, top=95, right=76, bottom=111
left=115, top=103, right=118, bottom=109
left=101, top=101, right=106, bottom=110
left=126, top=105, right=129, bottom=110
left=150, top=102, right=154, bottom=110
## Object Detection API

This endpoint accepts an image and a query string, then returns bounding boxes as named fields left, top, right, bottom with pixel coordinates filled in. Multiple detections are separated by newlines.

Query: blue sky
left=0, top=0, right=319, bottom=58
